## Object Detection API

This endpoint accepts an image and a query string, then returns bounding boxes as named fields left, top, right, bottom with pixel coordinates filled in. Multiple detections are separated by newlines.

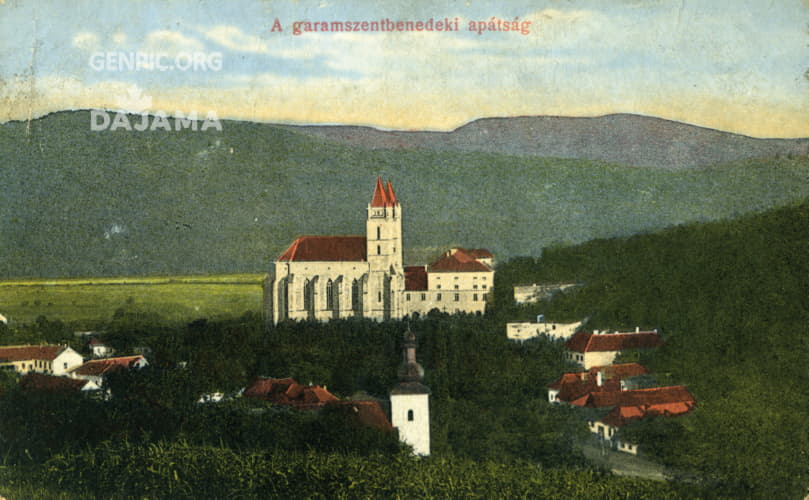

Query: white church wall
left=390, top=393, right=430, bottom=456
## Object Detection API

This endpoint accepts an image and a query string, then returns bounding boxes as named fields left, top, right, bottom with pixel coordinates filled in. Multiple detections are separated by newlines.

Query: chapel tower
left=389, top=327, right=431, bottom=455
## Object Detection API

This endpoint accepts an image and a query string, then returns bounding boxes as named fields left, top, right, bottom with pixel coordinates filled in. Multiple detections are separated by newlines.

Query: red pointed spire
left=386, top=180, right=397, bottom=205
left=370, top=176, right=389, bottom=207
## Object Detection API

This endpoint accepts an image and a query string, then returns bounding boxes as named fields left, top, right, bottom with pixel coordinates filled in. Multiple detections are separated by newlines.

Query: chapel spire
left=386, top=180, right=397, bottom=205
left=371, top=176, right=389, bottom=207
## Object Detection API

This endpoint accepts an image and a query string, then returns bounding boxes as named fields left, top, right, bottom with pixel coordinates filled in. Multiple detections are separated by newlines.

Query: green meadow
left=0, top=274, right=265, bottom=326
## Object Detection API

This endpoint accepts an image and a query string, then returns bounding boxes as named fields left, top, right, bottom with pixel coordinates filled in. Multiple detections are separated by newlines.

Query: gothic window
left=326, top=279, right=335, bottom=310
left=420, top=293, right=426, bottom=301
left=303, top=279, right=313, bottom=313
left=407, top=409, right=414, bottom=421
left=351, top=279, right=361, bottom=315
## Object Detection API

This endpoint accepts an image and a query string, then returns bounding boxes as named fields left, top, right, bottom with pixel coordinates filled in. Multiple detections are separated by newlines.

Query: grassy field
left=0, top=274, right=265, bottom=326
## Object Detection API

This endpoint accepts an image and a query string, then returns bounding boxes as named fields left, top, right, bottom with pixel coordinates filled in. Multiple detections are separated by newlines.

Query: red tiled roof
left=589, top=363, right=649, bottom=379
left=602, top=401, right=696, bottom=427
left=20, top=373, right=94, bottom=393
left=326, top=400, right=394, bottom=432
left=571, top=385, right=695, bottom=408
left=405, top=266, right=428, bottom=291
left=548, top=363, right=649, bottom=403
left=244, top=377, right=338, bottom=409
left=0, top=345, right=65, bottom=362
left=564, top=330, right=663, bottom=353
left=429, top=249, right=493, bottom=273
left=73, top=355, right=145, bottom=376
left=277, top=236, right=367, bottom=262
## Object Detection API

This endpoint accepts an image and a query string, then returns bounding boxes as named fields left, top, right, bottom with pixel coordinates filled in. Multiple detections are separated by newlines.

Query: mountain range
left=1, top=110, right=807, bottom=278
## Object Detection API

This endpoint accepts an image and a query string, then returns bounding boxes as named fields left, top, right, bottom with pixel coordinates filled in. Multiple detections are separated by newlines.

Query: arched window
left=326, top=279, right=335, bottom=310
left=377, top=245, right=381, bottom=255
left=303, top=279, right=314, bottom=318
left=351, top=279, right=361, bottom=315
left=377, top=226, right=381, bottom=240
left=407, top=409, right=414, bottom=421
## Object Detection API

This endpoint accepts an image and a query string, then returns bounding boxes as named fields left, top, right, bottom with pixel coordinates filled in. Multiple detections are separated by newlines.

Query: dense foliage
left=495, top=199, right=809, bottom=498
left=37, top=441, right=696, bottom=499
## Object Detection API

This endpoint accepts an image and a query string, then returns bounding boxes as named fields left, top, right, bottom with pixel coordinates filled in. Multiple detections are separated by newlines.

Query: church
left=263, top=177, right=494, bottom=324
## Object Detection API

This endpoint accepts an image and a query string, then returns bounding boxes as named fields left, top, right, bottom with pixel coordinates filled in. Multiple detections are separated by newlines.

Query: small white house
left=564, top=329, right=664, bottom=369
left=507, top=317, right=584, bottom=342
left=88, top=338, right=115, bottom=358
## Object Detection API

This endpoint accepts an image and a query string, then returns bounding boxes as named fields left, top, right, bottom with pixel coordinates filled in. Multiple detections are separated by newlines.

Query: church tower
left=390, top=327, right=430, bottom=456
left=366, top=177, right=404, bottom=320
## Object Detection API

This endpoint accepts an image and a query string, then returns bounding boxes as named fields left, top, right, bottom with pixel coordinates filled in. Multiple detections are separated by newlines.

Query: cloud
left=202, top=25, right=269, bottom=53
left=144, top=30, right=204, bottom=53
left=72, top=32, right=99, bottom=50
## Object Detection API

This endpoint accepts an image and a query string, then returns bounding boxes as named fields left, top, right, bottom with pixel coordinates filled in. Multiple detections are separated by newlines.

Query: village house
left=507, top=315, right=585, bottom=342
left=0, top=345, right=84, bottom=375
left=70, top=354, right=148, bottom=387
left=20, top=372, right=101, bottom=394
left=244, top=377, right=339, bottom=409
left=581, top=385, right=696, bottom=455
left=564, top=328, right=664, bottom=369
left=263, top=178, right=494, bottom=324
left=546, top=362, right=649, bottom=404
left=88, top=337, right=115, bottom=358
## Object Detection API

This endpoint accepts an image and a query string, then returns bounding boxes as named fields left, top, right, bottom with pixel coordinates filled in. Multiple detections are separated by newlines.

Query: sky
left=0, top=0, right=807, bottom=137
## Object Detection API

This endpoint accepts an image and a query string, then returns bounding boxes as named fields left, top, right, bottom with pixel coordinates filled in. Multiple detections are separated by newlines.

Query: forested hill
left=2, top=111, right=809, bottom=278
left=496, top=199, right=809, bottom=498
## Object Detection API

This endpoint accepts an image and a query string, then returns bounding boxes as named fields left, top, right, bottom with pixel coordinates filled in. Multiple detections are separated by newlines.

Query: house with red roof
left=243, top=376, right=394, bottom=431
left=70, top=354, right=148, bottom=386
left=547, top=362, right=649, bottom=404
left=564, top=328, right=664, bottom=369
left=243, top=377, right=339, bottom=410
left=583, top=385, right=696, bottom=455
left=264, top=178, right=494, bottom=323
left=0, top=344, right=84, bottom=376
